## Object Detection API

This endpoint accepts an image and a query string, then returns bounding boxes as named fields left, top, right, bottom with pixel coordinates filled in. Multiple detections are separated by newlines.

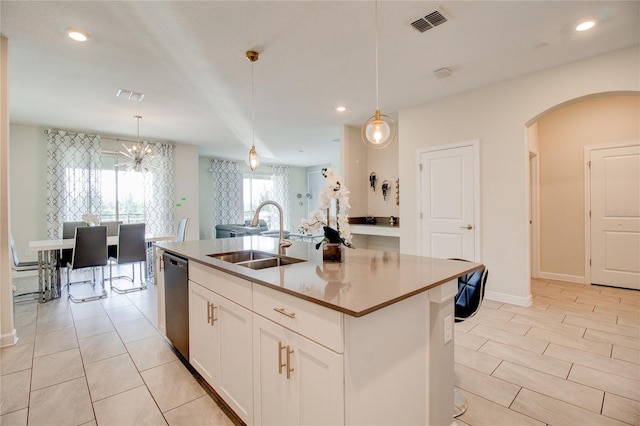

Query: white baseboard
left=485, top=290, right=532, bottom=307
left=539, top=271, right=585, bottom=284
left=0, top=329, right=18, bottom=347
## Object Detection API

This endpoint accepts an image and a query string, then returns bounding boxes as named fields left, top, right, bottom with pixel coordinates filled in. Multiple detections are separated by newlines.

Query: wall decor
left=369, top=172, right=377, bottom=192
left=395, top=179, right=400, bottom=205
left=381, top=180, right=389, bottom=200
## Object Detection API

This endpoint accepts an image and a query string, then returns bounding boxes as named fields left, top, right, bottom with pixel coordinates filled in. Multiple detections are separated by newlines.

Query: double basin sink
left=208, top=250, right=305, bottom=270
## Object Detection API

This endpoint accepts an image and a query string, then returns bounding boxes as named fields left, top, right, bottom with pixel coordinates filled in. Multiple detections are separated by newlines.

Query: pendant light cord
left=251, top=61, right=255, bottom=147
left=374, top=0, right=379, bottom=110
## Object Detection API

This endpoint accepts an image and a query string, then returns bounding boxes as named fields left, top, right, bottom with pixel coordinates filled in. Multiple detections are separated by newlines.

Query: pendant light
left=116, top=115, right=155, bottom=173
left=361, top=0, right=396, bottom=150
left=247, top=50, right=260, bottom=171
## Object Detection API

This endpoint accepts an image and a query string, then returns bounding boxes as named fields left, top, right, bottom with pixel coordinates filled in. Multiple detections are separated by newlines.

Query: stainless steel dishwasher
left=163, top=252, right=189, bottom=359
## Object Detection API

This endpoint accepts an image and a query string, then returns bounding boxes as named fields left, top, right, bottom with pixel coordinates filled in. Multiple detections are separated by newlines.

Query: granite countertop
left=155, top=237, right=481, bottom=317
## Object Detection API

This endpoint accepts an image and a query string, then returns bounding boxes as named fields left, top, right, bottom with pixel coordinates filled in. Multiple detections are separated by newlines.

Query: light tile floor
left=2, top=275, right=639, bottom=425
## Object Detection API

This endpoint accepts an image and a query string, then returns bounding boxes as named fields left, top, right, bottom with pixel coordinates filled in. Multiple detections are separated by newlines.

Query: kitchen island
left=155, top=236, right=481, bottom=426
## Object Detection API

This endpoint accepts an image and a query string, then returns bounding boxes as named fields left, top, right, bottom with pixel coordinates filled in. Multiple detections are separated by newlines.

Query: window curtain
left=46, top=130, right=102, bottom=239
left=271, top=165, right=290, bottom=231
left=211, top=159, right=243, bottom=229
left=142, top=143, right=175, bottom=236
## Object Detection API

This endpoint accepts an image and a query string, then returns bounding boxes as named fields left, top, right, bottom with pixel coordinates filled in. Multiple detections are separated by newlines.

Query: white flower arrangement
left=300, top=168, right=354, bottom=248
left=82, top=213, right=100, bottom=226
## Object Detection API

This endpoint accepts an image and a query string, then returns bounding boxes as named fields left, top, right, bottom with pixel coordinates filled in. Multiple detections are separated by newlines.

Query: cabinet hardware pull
left=207, top=301, right=213, bottom=324
left=286, top=345, right=295, bottom=379
left=278, top=342, right=287, bottom=374
left=211, top=304, right=218, bottom=325
left=273, top=307, right=296, bottom=318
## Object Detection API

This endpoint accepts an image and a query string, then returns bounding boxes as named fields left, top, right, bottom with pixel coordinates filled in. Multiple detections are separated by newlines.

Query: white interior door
left=590, top=144, right=640, bottom=289
left=420, top=143, right=478, bottom=261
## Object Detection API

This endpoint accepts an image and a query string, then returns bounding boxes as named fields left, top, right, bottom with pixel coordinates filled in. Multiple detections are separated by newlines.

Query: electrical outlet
left=444, top=314, right=453, bottom=344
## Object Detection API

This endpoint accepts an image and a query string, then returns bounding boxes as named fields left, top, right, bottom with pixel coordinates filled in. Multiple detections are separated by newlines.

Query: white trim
left=539, top=271, right=585, bottom=284
left=528, top=152, right=540, bottom=279
left=484, top=291, right=532, bottom=307
left=416, top=140, right=481, bottom=262
left=583, top=140, right=640, bottom=285
left=0, top=329, right=18, bottom=347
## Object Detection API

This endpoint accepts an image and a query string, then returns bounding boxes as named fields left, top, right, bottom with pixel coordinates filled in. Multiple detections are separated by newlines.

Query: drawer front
left=253, top=284, right=343, bottom=353
left=189, top=262, right=252, bottom=309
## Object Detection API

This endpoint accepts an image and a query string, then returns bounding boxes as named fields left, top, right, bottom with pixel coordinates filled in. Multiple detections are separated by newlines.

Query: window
left=243, top=173, right=276, bottom=228
left=100, top=152, right=146, bottom=223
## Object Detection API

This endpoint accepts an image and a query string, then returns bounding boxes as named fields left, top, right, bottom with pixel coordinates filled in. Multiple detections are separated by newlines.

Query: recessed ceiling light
left=576, top=20, right=596, bottom=32
left=335, top=106, right=347, bottom=112
left=66, top=28, right=88, bottom=41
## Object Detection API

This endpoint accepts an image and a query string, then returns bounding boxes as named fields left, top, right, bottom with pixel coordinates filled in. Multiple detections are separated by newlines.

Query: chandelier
left=117, top=115, right=156, bottom=172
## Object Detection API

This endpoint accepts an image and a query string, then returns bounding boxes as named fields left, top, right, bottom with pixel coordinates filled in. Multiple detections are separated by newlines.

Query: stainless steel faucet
left=251, top=200, right=292, bottom=255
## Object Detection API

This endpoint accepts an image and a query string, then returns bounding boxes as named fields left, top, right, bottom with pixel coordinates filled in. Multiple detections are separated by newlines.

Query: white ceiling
left=2, top=1, right=639, bottom=167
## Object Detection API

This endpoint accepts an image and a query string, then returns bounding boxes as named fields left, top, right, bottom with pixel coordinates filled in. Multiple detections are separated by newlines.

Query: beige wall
left=399, top=46, right=640, bottom=305
left=538, top=95, right=640, bottom=280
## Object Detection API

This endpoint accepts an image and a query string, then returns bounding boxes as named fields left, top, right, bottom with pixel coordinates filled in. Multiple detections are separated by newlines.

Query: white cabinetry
left=253, top=314, right=343, bottom=426
left=188, top=263, right=253, bottom=424
left=154, top=248, right=166, bottom=335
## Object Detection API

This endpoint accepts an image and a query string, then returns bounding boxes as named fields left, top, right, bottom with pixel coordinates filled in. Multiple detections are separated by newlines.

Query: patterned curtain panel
left=211, top=159, right=243, bottom=229
left=143, top=143, right=175, bottom=236
left=46, top=130, right=102, bottom=239
left=271, top=165, right=290, bottom=231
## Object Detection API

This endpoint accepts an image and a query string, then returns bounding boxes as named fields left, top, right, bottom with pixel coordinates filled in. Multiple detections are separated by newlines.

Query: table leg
left=37, top=250, right=46, bottom=303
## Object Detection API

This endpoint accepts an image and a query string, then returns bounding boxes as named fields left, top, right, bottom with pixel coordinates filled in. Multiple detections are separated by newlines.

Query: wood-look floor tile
left=618, top=314, right=640, bottom=327
left=454, top=344, right=502, bottom=374
left=612, top=345, right=640, bottom=364
left=455, top=320, right=477, bottom=333
left=479, top=299, right=504, bottom=309
left=549, top=306, right=619, bottom=324
left=576, top=293, right=622, bottom=306
left=511, top=388, right=627, bottom=426
left=568, top=364, right=640, bottom=402
left=602, top=392, right=640, bottom=425
left=454, top=330, right=488, bottom=351
left=525, top=327, right=612, bottom=356
left=584, top=328, right=640, bottom=351
left=456, top=390, right=544, bottom=426
left=93, top=385, right=167, bottom=426
left=498, top=304, right=566, bottom=323
left=470, top=325, right=549, bottom=354
left=538, top=296, right=596, bottom=313
left=544, top=343, right=640, bottom=380
left=469, top=315, right=530, bottom=336
left=492, top=361, right=604, bottom=412
left=475, top=307, right=516, bottom=321
left=454, top=363, right=520, bottom=407
left=28, top=377, right=94, bottom=425
left=163, top=395, right=235, bottom=426
left=595, top=304, right=640, bottom=319
left=510, top=313, right=585, bottom=338
left=564, top=314, right=639, bottom=338
left=479, top=340, right=571, bottom=378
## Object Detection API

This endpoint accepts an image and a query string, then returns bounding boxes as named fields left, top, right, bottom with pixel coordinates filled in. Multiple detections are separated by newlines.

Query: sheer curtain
left=271, top=165, right=290, bottom=231
left=211, top=159, right=243, bottom=229
left=142, top=142, right=176, bottom=236
left=46, top=130, right=102, bottom=239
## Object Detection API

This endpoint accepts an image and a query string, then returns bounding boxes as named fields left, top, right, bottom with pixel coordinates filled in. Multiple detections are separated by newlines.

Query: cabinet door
left=253, top=315, right=344, bottom=426
left=188, top=281, right=218, bottom=385
left=216, top=296, right=253, bottom=424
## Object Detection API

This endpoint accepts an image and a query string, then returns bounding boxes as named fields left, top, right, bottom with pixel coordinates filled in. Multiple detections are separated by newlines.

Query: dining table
left=28, top=234, right=174, bottom=302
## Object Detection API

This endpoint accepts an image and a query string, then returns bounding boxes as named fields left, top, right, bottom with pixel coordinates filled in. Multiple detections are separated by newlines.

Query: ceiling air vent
left=410, top=8, right=449, bottom=33
left=116, top=88, right=145, bottom=102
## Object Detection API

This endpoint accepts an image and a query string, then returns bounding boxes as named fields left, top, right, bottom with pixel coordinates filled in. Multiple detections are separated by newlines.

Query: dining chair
left=108, top=223, right=148, bottom=293
left=450, top=258, right=489, bottom=418
left=10, top=233, right=41, bottom=300
left=101, top=220, right=123, bottom=258
left=176, top=218, right=189, bottom=242
left=60, top=221, right=86, bottom=269
left=66, top=225, right=109, bottom=303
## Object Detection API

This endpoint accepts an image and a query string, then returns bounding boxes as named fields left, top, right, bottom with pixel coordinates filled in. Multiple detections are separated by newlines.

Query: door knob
left=460, top=225, right=473, bottom=230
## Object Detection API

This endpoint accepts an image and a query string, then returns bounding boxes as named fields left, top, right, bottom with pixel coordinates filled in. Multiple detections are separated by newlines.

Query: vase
left=322, top=242, right=345, bottom=263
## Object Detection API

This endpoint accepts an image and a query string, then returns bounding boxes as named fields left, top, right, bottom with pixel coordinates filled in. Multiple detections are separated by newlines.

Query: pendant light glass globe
left=249, top=145, right=260, bottom=171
